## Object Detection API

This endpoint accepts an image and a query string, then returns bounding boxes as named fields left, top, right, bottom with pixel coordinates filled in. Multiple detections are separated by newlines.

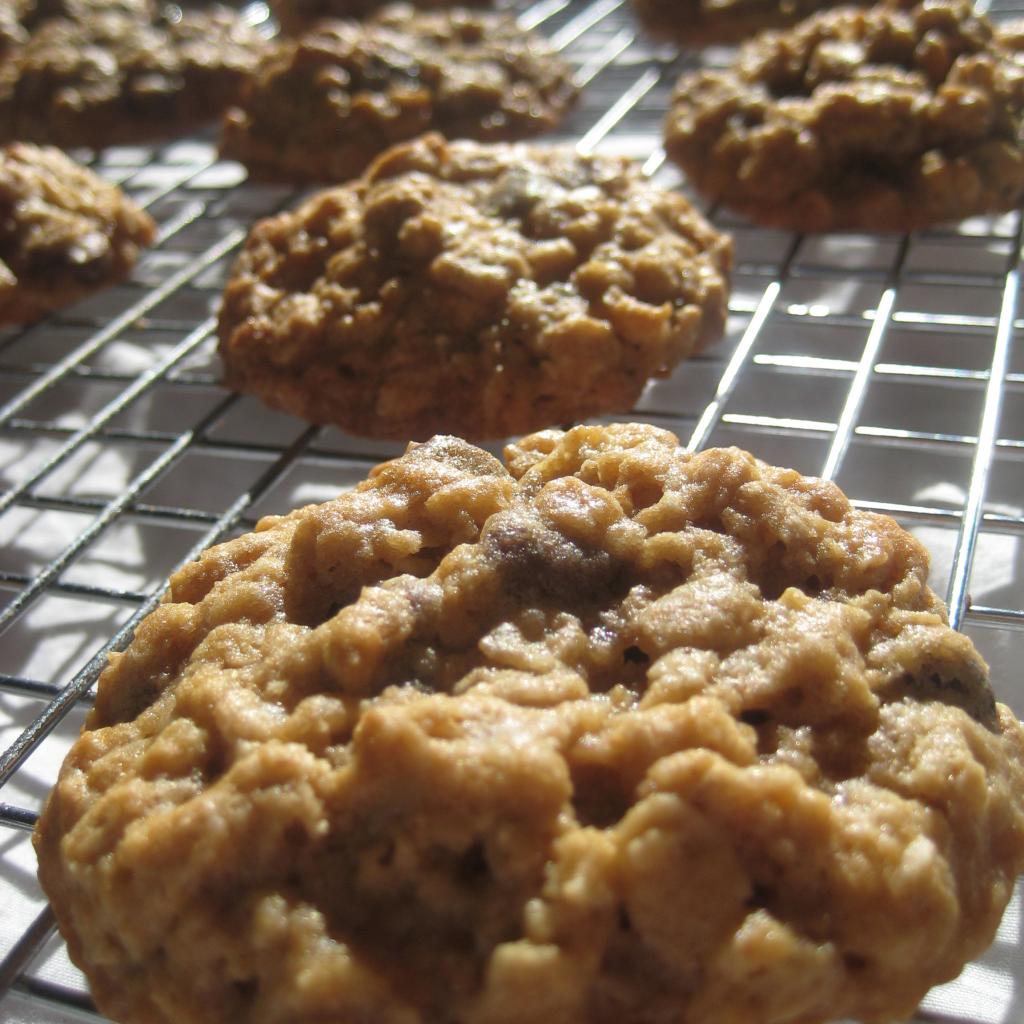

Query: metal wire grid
left=1, top=0, right=1024, bottom=1019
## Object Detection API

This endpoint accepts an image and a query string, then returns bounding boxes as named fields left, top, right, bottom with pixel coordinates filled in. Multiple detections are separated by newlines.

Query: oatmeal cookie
left=217, top=134, right=732, bottom=441
left=0, top=5, right=271, bottom=148
left=0, top=142, right=157, bottom=325
left=664, top=0, right=1024, bottom=232
left=219, top=5, right=578, bottom=186
left=35, top=423, right=1024, bottom=1024
left=631, top=0, right=839, bottom=46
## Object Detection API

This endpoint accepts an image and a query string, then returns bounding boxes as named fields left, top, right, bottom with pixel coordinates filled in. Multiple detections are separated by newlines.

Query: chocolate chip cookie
left=664, top=0, right=1024, bottom=231
left=0, top=4, right=271, bottom=148
left=219, top=5, right=578, bottom=185
left=217, top=133, right=732, bottom=441
left=0, top=142, right=157, bottom=325
left=35, top=423, right=1024, bottom=1024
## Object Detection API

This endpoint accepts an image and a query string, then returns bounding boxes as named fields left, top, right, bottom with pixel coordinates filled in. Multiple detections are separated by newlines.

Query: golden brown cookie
left=664, top=0, right=1024, bottom=231
left=219, top=5, right=578, bottom=186
left=35, top=423, right=1024, bottom=1024
left=0, top=4, right=271, bottom=148
left=0, top=142, right=157, bottom=326
left=216, top=133, right=732, bottom=441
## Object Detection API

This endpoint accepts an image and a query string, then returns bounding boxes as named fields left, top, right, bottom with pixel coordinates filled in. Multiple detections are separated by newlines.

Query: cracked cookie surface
left=0, top=142, right=157, bottom=325
left=217, top=133, right=732, bottom=441
left=219, top=5, right=578, bottom=186
left=664, top=0, right=1024, bottom=231
left=0, top=4, right=271, bottom=148
left=35, top=422, right=1024, bottom=1024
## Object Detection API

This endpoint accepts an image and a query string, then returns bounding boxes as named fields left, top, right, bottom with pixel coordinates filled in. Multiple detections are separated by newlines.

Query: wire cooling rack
left=2, top=0, right=1024, bottom=1020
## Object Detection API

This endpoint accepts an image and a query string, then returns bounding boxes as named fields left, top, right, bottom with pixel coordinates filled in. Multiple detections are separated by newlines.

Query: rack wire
left=1, top=0, right=1024, bottom=1020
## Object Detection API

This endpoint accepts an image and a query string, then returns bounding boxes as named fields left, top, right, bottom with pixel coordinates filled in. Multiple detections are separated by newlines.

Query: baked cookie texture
left=219, top=5, right=578, bottom=185
left=0, top=142, right=157, bottom=326
left=664, top=0, right=1024, bottom=231
left=0, top=4, right=271, bottom=148
left=35, top=423, right=1024, bottom=1024
left=631, top=0, right=839, bottom=45
left=217, top=134, right=732, bottom=441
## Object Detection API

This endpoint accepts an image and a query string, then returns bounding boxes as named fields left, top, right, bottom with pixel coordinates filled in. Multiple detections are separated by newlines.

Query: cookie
left=0, top=142, right=157, bottom=326
left=269, top=0, right=487, bottom=37
left=664, top=0, right=1024, bottom=231
left=35, top=423, right=1024, bottom=1024
left=631, top=0, right=838, bottom=45
left=0, top=4, right=271, bottom=148
left=219, top=5, right=578, bottom=185
left=217, top=134, right=731, bottom=441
